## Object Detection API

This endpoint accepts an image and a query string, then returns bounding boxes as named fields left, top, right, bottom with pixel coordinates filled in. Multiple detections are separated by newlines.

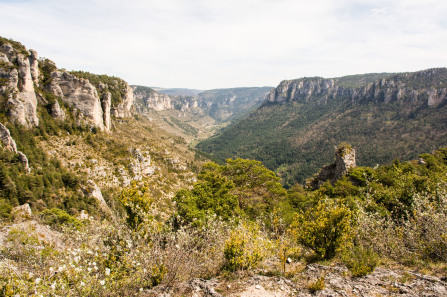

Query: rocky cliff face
left=111, top=83, right=134, bottom=118
left=0, top=38, right=135, bottom=131
left=267, top=68, right=447, bottom=107
left=48, top=71, right=106, bottom=130
left=133, top=86, right=173, bottom=111
left=0, top=43, right=39, bottom=127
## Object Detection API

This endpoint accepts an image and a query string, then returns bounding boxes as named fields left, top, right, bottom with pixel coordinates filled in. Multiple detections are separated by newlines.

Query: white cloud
left=0, top=0, right=446, bottom=89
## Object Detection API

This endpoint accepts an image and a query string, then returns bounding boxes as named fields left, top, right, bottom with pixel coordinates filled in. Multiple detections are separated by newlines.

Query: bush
left=119, top=180, right=153, bottom=229
left=291, top=199, right=353, bottom=260
left=224, top=221, right=271, bottom=271
left=342, top=245, right=378, bottom=277
left=308, top=276, right=325, bottom=293
left=173, top=170, right=240, bottom=227
left=40, top=208, right=83, bottom=229
left=355, top=186, right=447, bottom=264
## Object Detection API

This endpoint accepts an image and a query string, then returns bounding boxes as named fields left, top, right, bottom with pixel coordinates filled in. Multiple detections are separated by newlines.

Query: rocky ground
left=146, top=263, right=447, bottom=297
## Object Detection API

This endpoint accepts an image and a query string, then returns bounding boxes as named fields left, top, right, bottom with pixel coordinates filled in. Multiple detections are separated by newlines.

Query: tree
left=174, top=170, right=240, bottom=226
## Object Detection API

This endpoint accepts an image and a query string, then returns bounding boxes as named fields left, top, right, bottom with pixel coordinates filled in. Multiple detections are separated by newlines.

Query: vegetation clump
left=0, top=36, right=28, bottom=56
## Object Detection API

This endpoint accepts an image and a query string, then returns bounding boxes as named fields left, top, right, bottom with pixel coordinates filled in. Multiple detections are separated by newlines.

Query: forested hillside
left=198, top=69, right=447, bottom=186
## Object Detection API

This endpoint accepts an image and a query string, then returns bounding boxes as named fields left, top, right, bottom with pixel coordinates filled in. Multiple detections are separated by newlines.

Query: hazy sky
left=1, top=0, right=446, bottom=89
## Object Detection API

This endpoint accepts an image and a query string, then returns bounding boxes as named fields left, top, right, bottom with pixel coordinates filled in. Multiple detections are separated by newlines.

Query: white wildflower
left=100, top=280, right=105, bottom=286
left=105, top=268, right=111, bottom=276
left=35, top=278, right=41, bottom=284
left=80, top=281, right=85, bottom=286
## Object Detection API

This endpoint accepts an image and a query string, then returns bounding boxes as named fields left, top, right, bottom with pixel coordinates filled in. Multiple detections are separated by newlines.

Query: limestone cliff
left=0, top=37, right=135, bottom=131
left=47, top=71, right=105, bottom=130
left=111, top=82, right=134, bottom=118
left=133, top=86, right=173, bottom=111
left=0, top=43, right=39, bottom=127
left=267, top=68, right=447, bottom=107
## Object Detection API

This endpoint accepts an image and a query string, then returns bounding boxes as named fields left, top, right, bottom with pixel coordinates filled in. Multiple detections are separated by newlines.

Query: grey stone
left=0, top=44, right=38, bottom=127
left=308, top=144, right=356, bottom=189
left=0, top=123, right=17, bottom=153
left=18, top=151, right=30, bottom=173
left=47, top=71, right=105, bottom=130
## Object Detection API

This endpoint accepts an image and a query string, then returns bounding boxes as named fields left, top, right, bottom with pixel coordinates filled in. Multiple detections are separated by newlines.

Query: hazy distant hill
left=155, top=88, right=204, bottom=97
left=197, top=69, right=447, bottom=186
left=195, top=87, right=273, bottom=123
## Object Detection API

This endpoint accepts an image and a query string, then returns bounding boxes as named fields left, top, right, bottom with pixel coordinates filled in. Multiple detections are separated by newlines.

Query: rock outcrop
left=0, top=123, right=18, bottom=153
left=82, top=180, right=111, bottom=215
left=0, top=43, right=39, bottom=127
left=267, top=68, right=447, bottom=107
left=308, top=144, right=356, bottom=190
left=101, top=92, right=111, bottom=131
left=47, top=71, right=105, bottom=130
left=50, top=100, right=66, bottom=121
left=29, top=49, right=39, bottom=85
left=11, top=203, right=32, bottom=222
left=111, top=83, right=134, bottom=118
left=18, top=151, right=30, bottom=173
left=129, top=148, right=155, bottom=180
left=0, top=123, right=31, bottom=173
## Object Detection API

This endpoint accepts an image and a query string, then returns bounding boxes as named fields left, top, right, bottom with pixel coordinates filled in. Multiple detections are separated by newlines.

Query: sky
left=1, top=0, right=446, bottom=89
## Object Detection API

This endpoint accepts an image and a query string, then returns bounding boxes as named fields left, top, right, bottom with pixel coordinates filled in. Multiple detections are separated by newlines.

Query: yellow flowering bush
left=291, top=199, right=353, bottom=259
left=224, top=221, right=271, bottom=271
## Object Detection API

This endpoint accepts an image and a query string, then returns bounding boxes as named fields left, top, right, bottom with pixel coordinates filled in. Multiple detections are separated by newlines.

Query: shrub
left=308, top=276, right=325, bottom=293
left=291, top=199, right=353, bottom=259
left=355, top=186, right=447, bottom=264
left=342, top=245, right=379, bottom=277
left=40, top=208, right=83, bottom=230
left=173, top=171, right=240, bottom=227
left=119, top=180, right=153, bottom=229
left=224, top=221, right=271, bottom=271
